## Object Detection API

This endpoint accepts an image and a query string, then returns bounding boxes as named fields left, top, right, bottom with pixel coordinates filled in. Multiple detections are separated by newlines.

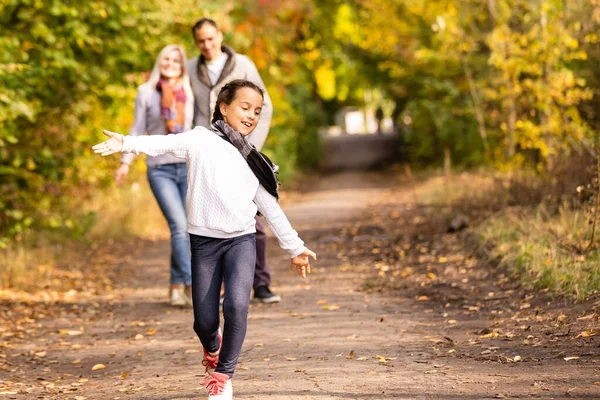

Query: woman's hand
left=92, top=130, right=124, bottom=156
left=291, top=248, right=317, bottom=279
left=114, top=163, right=130, bottom=185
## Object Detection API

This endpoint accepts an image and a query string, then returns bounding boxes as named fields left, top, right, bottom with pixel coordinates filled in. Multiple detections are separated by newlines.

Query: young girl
left=93, top=79, right=316, bottom=400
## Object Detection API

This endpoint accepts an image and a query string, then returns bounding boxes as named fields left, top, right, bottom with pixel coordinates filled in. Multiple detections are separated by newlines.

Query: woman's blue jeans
left=147, top=163, right=191, bottom=286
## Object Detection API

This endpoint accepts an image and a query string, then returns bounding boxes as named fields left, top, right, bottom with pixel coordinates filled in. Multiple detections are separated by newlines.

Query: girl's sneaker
left=200, top=372, right=232, bottom=400
left=202, top=331, right=223, bottom=374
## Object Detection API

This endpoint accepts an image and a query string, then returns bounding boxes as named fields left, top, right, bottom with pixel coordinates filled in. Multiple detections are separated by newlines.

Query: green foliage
left=3, top=0, right=600, bottom=245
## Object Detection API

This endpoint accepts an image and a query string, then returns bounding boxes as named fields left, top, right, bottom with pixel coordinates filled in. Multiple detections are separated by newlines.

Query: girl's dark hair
left=212, top=80, right=264, bottom=124
left=192, top=18, right=218, bottom=35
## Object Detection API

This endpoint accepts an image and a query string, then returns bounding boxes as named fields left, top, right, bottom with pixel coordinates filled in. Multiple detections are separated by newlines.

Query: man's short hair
left=192, top=18, right=219, bottom=34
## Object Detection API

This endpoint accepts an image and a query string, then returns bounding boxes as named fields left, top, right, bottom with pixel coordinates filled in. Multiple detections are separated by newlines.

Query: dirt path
left=1, top=171, right=599, bottom=399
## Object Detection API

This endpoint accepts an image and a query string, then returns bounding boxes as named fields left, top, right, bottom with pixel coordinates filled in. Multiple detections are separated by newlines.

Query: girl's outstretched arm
left=254, top=185, right=317, bottom=278
left=93, top=128, right=199, bottom=159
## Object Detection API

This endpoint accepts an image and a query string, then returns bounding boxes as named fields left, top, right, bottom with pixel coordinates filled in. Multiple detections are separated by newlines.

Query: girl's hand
left=92, top=130, right=124, bottom=156
left=291, top=248, right=317, bottom=279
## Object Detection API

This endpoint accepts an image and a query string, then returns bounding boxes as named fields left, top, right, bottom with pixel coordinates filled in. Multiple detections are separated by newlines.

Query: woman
left=93, top=79, right=316, bottom=400
left=114, top=44, right=194, bottom=307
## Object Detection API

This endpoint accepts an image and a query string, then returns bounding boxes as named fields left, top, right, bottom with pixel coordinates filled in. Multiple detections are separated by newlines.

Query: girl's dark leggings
left=189, top=233, right=256, bottom=378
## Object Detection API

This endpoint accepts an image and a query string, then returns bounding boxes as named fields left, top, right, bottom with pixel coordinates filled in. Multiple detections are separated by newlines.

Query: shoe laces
left=202, top=351, right=219, bottom=370
left=202, top=334, right=222, bottom=371
left=200, top=374, right=228, bottom=395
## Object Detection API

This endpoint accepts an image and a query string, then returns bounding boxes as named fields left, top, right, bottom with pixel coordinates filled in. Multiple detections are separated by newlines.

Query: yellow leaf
left=316, top=300, right=327, bottom=305
left=91, top=364, right=106, bottom=371
left=576, top=329, right=598, bottom=338
left=146, top=328, right=157, bottom=336
left=134, top=334, right=144, bottom=340
left=356, top=357, right=369, bottom=361
left=322, top=304, right=340, bottom=311
left=346, top=350, right=355, bottom=359
left=563, top=356, right=579, bottom=361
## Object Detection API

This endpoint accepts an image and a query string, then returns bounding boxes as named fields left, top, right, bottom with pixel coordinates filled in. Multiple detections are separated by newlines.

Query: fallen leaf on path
left=576, top=329, right=598, bottom=338
left=356, top=357, right=369, bottom=361
left=34, top=351, right=47, bottom=357
left=283, top=338, right=291, bottom=342
left=577, top=313, right=595, bottom=320
left=316, top=300, right=327, bottom=305
left=72, top=359, right=81, bottom=364
left=120, top=372, right=129, bottom=379
left=557, top=313, right=568, bottom=322
left=134, top=334, right=144, bottom=340
left=255, top=343, right=264, bottom=347
left=285, top=357, right=297, bottom=361
left=146, top=328, right=157, bottom=336
left=346, top=350, right=355, bottom=359
left=91, top=364, right=105, bottom=371
left=295, top=369, right=305, bottom=372
left=417, top=296, right=429, bottom=301
left=563, top=356, right=579, bottom=361
left=376, top=355, right=397, bottom=364
left=59, top=330, right=83, bottom=336
left=322, top=304, right=340, bottom=311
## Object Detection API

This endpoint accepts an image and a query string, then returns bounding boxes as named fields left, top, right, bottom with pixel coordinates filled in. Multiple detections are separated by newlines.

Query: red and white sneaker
left=202, top=332, right=223, bottom=374
left=200, top=372, right=232, bottom=400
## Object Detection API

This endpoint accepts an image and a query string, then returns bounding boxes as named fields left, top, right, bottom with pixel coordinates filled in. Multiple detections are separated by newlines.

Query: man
left=188, top=18, right=280, bottom=303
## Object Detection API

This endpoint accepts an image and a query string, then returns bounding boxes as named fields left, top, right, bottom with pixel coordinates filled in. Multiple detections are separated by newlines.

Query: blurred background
left=1, top=0, right=599, bottom=296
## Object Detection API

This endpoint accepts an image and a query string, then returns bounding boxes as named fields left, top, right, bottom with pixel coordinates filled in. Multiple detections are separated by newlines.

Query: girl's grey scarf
left=211, top=119, right=280, bottom=200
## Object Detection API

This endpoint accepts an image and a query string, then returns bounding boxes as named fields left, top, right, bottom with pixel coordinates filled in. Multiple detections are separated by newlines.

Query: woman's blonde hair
left=147, top=44, right=193, bottom=101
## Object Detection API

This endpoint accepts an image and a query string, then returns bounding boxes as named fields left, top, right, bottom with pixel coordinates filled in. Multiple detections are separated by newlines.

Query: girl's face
left=159, top=49, right=183, bottom=80
left=220, top=87, right=263, bottom=136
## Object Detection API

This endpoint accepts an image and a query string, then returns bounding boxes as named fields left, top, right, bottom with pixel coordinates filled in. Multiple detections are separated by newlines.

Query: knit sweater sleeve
left=121, top=129, right=197, bottom=159
left=254, top=185, right=306, bottom=258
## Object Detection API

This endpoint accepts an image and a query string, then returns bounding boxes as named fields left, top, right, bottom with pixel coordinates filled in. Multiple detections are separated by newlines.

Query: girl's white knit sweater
left=121, top=126, right=306, bottom=258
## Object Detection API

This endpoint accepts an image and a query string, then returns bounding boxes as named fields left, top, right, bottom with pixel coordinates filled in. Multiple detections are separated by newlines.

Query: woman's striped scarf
left=157, top=79, right=186, bottom=134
